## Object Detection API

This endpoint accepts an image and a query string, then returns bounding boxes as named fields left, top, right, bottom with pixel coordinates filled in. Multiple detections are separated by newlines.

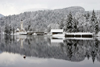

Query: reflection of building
left=51, top=38, right=63, bottom=43
left=20, top=38, right=24, bottom=48
left=16, top=35, right=27, bottom=41
left=51, top=29, right=65, bottom=39
left=15, top=35, right=27, bottom=48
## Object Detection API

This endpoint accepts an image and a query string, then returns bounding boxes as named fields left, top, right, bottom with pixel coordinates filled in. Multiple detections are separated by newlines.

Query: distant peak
left=0, top=14, right=4, bottom=18
left=65, top=6, right=84, bottom=10
left=67, top=6, right=84, bottom=8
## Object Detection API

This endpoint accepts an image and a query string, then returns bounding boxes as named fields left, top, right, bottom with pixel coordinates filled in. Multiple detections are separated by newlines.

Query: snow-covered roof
left=65, top=38, right=94, bottom=40
left=66, top=32, right=93, bottom=35
left=51, top=29, right=63, bottom=32
left=16, top=28, right=20, bottom=31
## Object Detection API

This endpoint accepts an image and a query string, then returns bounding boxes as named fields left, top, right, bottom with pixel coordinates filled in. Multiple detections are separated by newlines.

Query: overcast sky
left=0, top=0, right=100, bottom=16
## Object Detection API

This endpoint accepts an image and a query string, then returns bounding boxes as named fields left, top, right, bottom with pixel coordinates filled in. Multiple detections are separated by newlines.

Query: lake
left=0, top=35, right=100, bottom=67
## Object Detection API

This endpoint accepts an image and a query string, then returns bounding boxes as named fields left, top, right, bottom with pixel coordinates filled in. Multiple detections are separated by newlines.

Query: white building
left=50, top=29, right=65, bottom=39
left=51, top=29, right=63, bottom=35
left=50, top=29, right=94, bottom=39
left=14, top=20, right=27, bottom=35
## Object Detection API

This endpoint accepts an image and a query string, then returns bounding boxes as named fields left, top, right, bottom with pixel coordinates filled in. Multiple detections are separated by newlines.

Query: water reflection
left=0, top=35, right=100, bottom=66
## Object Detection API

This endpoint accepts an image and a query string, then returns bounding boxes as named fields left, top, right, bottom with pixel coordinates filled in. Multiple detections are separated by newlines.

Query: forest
left=0, top=6, right=100, bottom=34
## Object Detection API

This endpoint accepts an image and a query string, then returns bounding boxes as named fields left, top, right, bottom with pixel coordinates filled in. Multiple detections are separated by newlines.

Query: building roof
left=66, top=32, right=93, bottom=35
left=16, top=28, right=20, bottom=31
left=51, top=29, right=63, bottom=32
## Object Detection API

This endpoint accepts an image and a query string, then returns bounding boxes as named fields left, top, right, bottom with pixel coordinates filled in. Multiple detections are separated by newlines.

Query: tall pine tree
left=72, top=18, right=79, bottom=32
left=95, top=21, right=99, bottom=34
left=65, top=12, right=78, bottom=32
left=66, top=12, right=73, bottom=32
left=4, top=23, right=9, bottom=35
left=91, top=10, right=98, bottom=34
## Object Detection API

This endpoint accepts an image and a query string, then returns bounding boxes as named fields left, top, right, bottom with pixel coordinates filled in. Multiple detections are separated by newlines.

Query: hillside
left=0, top=6, right=100, bottom=32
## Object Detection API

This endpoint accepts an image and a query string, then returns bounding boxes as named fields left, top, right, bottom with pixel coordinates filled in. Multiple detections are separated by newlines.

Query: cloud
left=22, top=4, right=48, bottom=12
left=0, top=0, right=100, bottom=15
left=0, top=0, right=49, bottom=16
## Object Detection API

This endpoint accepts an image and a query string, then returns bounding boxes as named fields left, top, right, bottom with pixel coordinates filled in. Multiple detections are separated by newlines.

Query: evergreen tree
left=85, top=12, right=90, bottom=21
left=91, top=10, right=96, bottom=22
left=12, top=27, right=15, bottom=34
left=47, top=26, right=51, bottom=33
left=91, top=10, right=98, bottom=34
left=28, top=21, right=31, bottom=31
left=65, top=12, right=78, bottom=32
left=66, top=12, right=73, bottom=32
left=72, top=18, right=79, bottom=32
left=4, top=23, right=12, bottom=35
left=4, top=24, right=9, bottom=35
left=95, top=21, right=99, bottom=34
left=9, top=25, right=12, bottom=34
left=59, top=19, right=64, bottom=29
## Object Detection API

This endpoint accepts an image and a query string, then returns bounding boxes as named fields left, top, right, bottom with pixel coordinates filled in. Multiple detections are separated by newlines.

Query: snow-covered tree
left=95, top=21, right=99, bottom=34
left=72, top=18, right=79, bottom=32
left=91, top=10, right=98, bottom=34
left=65, top=12, right=73, bottom=32
left=0, top=6, right=100, bottom=33
left=4, top=24, right=9, bottom=35
left=59, top=19, right=64, bottom=29
left=85, top=12, right=90, bottom=22
left=91, top=10, right=96, bottom=22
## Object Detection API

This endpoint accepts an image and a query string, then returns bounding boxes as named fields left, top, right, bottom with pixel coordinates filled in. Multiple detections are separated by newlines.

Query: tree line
left=2, top=10, right=100, bottom=35
left=59, top=10, right=99, bottom=34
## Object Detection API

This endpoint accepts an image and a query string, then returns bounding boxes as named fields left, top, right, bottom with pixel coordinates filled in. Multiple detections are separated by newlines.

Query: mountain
left=0, top=14, right=4, bottom=18
left=54, top=6, right=85, bottom=15
left=0, top=6, right=85, bottom=31
left=0, top=6, right=100, bottom=32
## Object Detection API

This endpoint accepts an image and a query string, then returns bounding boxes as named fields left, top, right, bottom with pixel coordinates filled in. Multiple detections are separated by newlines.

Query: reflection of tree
left=91, top=51, right=96, bottom=63
left=91, top=39, right=98, bottom=63
left=60, top=43, right=64, bottom=52
left=86, top=51, right=90, bottom=60
left=62, top=40, right=79, bottom=60
left=5, top=35, right=9, bottom=43
left=95, top=39, right=99, bottom=51
left=5, top=35, right=12, bottom=44
left=1, top=36, right=100, bottom=63
left=59, top=39, right=100, bottom=63
left=67, top=44, right=72, bottom=60
left=66, top=40, right=73, bottom=60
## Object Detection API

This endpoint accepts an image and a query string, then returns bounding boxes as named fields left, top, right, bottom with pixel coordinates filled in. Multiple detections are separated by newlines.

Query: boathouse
left=51, top=29, right=63, bottom=35
left=65, top=32, right=94, bottom=38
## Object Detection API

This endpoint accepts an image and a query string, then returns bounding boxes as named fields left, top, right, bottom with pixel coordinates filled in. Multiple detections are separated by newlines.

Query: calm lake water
left=0, top=35, right=100, bottom=67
